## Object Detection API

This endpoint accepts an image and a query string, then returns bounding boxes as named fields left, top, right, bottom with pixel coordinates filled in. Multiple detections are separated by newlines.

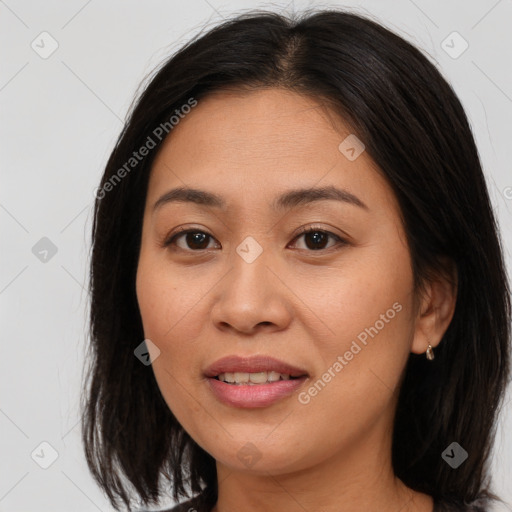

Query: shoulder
left=434, top=495, right=503, bottom=512
left=162, top=498, right=206, bottom=512
left=137, top=494, right=211, bottom=512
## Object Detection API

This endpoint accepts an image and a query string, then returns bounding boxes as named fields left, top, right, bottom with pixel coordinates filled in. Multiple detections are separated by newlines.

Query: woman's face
left=136, top=87, right=426, bottom=476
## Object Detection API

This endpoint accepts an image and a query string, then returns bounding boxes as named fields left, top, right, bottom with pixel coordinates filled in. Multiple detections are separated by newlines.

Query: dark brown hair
left=82, top=8, right=511, bottom=511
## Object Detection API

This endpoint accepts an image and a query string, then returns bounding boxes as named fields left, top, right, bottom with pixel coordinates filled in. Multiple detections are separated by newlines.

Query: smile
left=215, top=371, right=301, bottom=385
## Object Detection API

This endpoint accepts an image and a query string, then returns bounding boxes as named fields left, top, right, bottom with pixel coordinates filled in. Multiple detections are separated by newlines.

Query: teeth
left=234, top=372, right=249, bottom=383
left=266, top=371, right=281, bottom=383
left=249, top=372, right=268, bottom=384
left=217, top=371, right=295, bottom=384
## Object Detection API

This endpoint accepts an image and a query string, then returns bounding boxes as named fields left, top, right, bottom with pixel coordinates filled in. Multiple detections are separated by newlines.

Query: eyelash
left=163, top=225, right=347, bottom=253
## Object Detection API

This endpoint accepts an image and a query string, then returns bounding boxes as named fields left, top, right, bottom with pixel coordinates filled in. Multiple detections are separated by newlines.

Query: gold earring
left=426, top=343, right=435, bottom=361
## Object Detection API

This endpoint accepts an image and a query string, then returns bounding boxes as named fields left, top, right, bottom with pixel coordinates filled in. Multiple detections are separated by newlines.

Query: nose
left=210, top=245, right=292, bottom=336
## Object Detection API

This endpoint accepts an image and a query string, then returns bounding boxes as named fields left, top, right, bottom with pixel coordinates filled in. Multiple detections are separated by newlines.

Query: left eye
left=291, top=228, right=345, bottom=251
left=164, top=228, right=345, bottom=252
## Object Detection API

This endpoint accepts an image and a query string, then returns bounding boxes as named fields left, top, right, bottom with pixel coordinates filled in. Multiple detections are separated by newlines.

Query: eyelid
left=292, top=224, right=344, bottom=240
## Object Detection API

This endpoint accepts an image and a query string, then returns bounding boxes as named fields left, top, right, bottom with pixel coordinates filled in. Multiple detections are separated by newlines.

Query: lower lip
left=206, top=377, right=307, bottom=408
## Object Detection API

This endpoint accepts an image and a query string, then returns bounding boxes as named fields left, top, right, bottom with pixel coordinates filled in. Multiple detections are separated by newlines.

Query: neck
left=210, top=424, right=433, bottom=512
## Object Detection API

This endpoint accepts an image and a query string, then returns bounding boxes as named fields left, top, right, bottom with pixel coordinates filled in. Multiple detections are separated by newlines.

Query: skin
left=136, top=88, right=457, bottom=512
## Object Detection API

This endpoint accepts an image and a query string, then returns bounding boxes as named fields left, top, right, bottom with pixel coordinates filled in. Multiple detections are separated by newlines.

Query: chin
left=206, top=438, right=312, bottom=476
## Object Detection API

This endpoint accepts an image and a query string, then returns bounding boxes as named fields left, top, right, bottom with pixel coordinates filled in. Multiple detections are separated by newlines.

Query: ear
left=411, top=258, right=458, bottom=355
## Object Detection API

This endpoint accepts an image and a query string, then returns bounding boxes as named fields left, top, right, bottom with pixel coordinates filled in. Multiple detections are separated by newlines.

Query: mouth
left=204, top=355, right=309, bottom=408
left=207, top=374, right=308, bottom=408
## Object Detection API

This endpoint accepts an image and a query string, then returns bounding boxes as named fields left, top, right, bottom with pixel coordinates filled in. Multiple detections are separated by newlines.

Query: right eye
left=164, top=228, right=219, bottom=251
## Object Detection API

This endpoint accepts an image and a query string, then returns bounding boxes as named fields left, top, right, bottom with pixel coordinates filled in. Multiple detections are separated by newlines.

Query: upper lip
left=204, top=355, right=308, bottom=378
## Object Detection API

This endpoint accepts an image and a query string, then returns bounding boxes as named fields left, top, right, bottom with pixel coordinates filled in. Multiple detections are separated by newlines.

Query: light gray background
left=1, top=0, right=511, bottom=511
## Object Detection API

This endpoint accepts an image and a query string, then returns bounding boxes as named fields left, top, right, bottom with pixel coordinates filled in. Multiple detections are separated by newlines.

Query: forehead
left=147, top=88, right=396, bottom=217
left=156, top=88, right=349, bottom=165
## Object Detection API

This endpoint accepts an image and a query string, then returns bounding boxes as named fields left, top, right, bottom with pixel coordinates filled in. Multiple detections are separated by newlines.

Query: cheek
left=136, top=251, right=208, bottom=345
left=285, top=270, right=414, bottom=466
left=297, top=238, right=415, bottom=403
left=135, top=252, right=214, bottom=418
left=302, top=236, right=414, bottom=352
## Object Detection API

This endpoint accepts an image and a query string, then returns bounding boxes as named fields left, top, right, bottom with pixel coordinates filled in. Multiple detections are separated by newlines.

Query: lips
left=204, top=355, right=308, bottom=379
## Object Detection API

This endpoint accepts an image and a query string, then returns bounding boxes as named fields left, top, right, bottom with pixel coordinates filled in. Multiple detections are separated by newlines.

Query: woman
left=82, top=8, right=511, bottom=512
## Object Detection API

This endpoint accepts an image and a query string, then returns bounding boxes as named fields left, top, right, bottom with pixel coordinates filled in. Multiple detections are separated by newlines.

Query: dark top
left=140, top=492, right=493, bottom=512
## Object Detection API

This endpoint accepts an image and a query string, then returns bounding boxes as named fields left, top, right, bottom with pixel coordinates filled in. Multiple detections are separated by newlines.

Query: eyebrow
left=153, top=185, right=368, bottom=213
